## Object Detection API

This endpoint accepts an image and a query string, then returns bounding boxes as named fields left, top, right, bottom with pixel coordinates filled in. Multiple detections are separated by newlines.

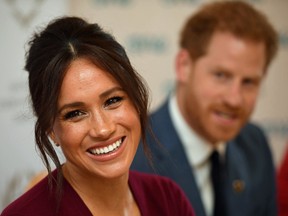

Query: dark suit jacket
left=131, top=99, right=277, bottom=216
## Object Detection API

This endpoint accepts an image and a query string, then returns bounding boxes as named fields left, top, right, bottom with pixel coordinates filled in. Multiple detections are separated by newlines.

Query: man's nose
left=223, top=82, right=243, bottom=108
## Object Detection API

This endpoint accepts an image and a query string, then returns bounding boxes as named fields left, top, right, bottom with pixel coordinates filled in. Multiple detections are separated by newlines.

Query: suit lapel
left=226, top=141, right=250, bottom=216
left=150, top=101, right=207, bottom=216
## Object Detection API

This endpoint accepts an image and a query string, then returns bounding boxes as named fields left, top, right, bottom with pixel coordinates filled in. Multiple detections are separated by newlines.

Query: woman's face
left=51, top=58, right=141, bottom=179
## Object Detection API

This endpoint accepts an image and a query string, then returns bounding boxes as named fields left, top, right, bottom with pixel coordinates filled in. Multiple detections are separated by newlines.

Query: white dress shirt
left=168, top=94, right=226, bottom=216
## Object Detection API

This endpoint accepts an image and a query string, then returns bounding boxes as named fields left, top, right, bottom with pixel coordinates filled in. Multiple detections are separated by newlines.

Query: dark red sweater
left=278, top=147, right=288, bottom=216
left=1, top=170, right=195, bottom=216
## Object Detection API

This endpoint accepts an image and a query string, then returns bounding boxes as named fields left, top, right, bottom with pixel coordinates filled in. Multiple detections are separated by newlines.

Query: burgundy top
left=1, top=170, right=195, bottom=216
left=278, top=147, right=288, bottom=216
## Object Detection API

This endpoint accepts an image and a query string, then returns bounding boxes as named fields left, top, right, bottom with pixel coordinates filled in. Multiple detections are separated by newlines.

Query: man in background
left=132, top=1, right=278, bottom=216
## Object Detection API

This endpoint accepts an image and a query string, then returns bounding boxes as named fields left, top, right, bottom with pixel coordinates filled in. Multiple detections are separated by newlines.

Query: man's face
left=178, top=31, right=266, bottom=144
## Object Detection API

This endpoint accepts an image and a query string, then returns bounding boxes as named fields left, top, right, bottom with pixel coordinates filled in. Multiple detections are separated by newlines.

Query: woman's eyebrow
left=99, top=86, right=124, bottom=99
left=58, top=102, right=84, bottom=114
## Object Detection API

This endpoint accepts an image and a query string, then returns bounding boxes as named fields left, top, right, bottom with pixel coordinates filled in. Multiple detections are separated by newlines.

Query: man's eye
left=63, top=110, right=85, bottom=120
left=214, top=71, right=228, bottom=79
left=243, top=78, right=259, bottom=87
left=104, top=96, right=123, bottom=107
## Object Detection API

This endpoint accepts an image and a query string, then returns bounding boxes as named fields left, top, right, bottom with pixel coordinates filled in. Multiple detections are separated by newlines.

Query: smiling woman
left=51, top=58, right=141, bottom=179
left=0, top=17, right=195, bottom=216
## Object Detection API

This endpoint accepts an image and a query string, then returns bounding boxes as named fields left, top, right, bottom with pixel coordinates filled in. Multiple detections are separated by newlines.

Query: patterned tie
left=210, top=150, right=226, bottom=216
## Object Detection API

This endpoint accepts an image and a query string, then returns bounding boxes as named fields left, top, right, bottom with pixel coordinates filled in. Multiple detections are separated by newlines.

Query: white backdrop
left=0, top=0, right=68, bottom=210
left=1, top=0, right=287, bottom=211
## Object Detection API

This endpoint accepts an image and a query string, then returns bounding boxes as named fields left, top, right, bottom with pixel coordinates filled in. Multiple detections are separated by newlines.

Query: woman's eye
left=63, top=110, right=85, bottom=120
left=104, top=96, right=123, bottom=108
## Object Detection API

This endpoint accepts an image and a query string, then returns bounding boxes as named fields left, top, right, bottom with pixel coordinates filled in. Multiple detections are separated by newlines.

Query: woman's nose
left=88, top=111, right=115, bottom=139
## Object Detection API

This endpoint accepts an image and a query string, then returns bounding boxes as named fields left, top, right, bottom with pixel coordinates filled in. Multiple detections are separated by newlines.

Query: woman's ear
left=175, top=49, right=192, bottom=83
left=49, top=131, right=59, bottom=147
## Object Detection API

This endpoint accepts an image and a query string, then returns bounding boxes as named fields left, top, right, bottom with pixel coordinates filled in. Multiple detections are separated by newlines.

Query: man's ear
left=175, top=49, right=192, bottom=83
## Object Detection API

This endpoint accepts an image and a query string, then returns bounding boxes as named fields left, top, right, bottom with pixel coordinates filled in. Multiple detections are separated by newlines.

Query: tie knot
left=210, top=150, right=220, bottom=163
left=210, top=150, right=226, bottom=179
left=210, top=150, right=222, bottom=171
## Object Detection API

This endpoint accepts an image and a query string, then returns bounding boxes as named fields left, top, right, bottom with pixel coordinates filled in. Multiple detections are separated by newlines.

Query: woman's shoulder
left=129, top=170, right=189, bottom=200
left=129, top=170, right=195, bottom=216
left=1, top=169, right=92, bottom=216
left=1, top=171, right=56, bottom=216
left=129, top=170, right=179, bottom=189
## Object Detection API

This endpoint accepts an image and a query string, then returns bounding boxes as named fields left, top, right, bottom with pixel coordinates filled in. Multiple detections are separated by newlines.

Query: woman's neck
left=62, top=164, right=140, bottom=216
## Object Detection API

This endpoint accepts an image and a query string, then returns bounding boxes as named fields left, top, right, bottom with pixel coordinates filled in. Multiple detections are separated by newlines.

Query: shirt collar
left=168, top=94, right=226, bottom=167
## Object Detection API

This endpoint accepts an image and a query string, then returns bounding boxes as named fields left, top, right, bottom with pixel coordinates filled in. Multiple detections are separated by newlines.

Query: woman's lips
left=87, top=137, right=124, bottom=156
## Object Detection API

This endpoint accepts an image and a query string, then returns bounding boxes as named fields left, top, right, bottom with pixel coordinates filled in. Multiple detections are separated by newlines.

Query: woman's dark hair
left=25, top=16, right=150, bottom=197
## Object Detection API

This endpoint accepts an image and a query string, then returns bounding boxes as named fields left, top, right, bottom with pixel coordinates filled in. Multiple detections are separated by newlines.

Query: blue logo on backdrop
left=243, top=0, right=263, bottom=3
left=260, top=120, right=288, bottom=138
left=161, top=0, right=200, bottom=4
left=229, top=0, right=265, bottom=3
left=279, top=31, right=288, bottom=48
left=92, top=0, right=131, bottom=6
left=125, top=35, right=168, bottom=54
left=160, top=0, right=267, bottom=6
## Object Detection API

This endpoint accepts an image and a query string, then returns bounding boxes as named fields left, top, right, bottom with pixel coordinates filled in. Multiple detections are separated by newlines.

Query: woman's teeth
left=89, top=139, right=122, bottom=155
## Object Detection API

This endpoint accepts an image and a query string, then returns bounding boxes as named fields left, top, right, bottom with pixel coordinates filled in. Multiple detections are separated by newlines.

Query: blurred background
left=0, top=0, right=287, bottom=211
